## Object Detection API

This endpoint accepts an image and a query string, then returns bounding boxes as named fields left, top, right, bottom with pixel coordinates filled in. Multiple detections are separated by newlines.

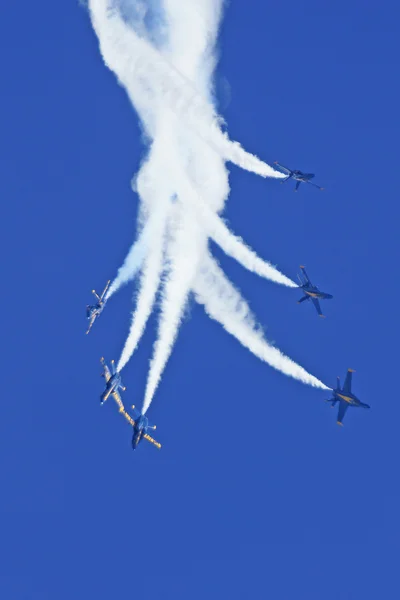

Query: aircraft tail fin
left=336, top=376, right=341, bottom=390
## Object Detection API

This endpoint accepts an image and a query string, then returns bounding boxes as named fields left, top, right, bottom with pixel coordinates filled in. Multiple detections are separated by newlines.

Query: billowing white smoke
left=89, top=0, right=285, bottom=177
left=88, top=0, right=330, bottom=414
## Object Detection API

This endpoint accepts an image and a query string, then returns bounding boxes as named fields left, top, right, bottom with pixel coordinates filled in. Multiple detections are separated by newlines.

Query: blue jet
left=119, top=405, right=161, bottom=450
left=326, top=369, right=370, bottom=426
left=100, top=357, right=126, bottom=407
left=274, top=161, right=324, bottom=191
left=86, top=280, right=110, bottom=334
left=297, top=265, right=333, bottom=318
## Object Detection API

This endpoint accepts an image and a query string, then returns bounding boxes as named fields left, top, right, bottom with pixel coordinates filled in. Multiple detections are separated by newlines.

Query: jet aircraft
left=100, top=357, right=126, bottom=408
left=326, top=369, right=370, bottom=426
left=86, top=280, right=110, bottom=334
left=297, top=265, right=333, bottom=317
left=119, top=405, right=161, bottom=450
left=274, top=161, right=324, bottom=191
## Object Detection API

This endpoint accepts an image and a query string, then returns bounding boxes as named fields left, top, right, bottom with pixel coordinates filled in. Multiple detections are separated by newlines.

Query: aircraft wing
left=311, top=298, right=325, bottom=317
left=144, top=433, right=162, bottom=449
left=307, top=181, right=324, bottom=190
left=100, top=357, right=111, bottom=383
left=274, top=161, right=291, bottom=174
left=337, top=400, right=349, bottom=426
left=300, top=266, right=311, bottom=284
left=343, top=369, right=354, bottom=394
left=86, top=315, right=96, bottom=335
left=119, top=408, right=135, bottom=427
left=112, top=390, right=124, bottom=411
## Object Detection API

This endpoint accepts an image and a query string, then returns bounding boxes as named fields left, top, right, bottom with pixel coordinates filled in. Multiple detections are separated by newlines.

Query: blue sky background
left=1, top=1, right=399, bottom=598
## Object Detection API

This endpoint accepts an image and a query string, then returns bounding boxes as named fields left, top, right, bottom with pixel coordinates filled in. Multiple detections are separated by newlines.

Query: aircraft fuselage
left=87, top=302, right=104, bottom=319
left=303, top=286, right=333, bottom=300
left=333, top=390, right=369, bottom=408
left=101, top=372, right=121, bottom=404
left=292, top=171, right=315, bottom=182
left=132, top=415, right=149, bottom=449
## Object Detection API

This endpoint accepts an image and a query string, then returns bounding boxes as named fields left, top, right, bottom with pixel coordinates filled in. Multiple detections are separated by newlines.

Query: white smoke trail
left=88, top=0, right=284, bottom=178
left=143, top=206, right=206, bottom=413
left=106, top=217, right=151, bottom=299
left=205, top=213, right=298, bottom=288
left=141, top=0, right=294, bottom=411
left=194, top=254, right=330, bottom=390
left=117, top=236, right=164, bottom=372
left=177, top=178, right=297, bottom=287
left=117, top=115, right=175, bottom=371
left=88, top=0, right=329, bottom=415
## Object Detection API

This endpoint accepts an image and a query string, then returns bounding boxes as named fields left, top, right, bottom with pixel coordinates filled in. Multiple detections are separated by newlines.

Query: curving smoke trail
left=88, top=0, right=285, bottom=178
left=88, top=0, right=329, bottom=414
left=194, top=253, right=330, bottom=390
left=171, top=173, right=298, bottom=288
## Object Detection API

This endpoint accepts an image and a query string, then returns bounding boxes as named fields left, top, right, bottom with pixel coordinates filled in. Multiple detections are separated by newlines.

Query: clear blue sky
left=1, top=1, right=399, bottom=598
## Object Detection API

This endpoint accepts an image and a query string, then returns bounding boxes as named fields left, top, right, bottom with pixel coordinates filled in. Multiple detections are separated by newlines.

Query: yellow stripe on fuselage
left=337, top=393, right=352, bottom=403
left=306, top=291, right=319, bottom=298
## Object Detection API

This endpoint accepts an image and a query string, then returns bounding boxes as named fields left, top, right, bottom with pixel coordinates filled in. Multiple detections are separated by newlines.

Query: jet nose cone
left=326, top=294, right=333, bottom=299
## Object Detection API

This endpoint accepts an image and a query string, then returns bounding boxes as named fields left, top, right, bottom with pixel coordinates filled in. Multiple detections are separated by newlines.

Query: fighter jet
left=100, top=357, right=126, bottom=408
left=86, top=280, right=110, bottom=334
left=274, top=161, right=324, bottom=191
left=326, top=369, right=370, bottom=426
left=119, top=405, right=161, bottom=450
left=297, top=265, right=333, bottom=317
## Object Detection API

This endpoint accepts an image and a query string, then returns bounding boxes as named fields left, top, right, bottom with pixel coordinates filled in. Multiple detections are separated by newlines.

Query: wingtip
left=336, top=421, right=344, bottom=427
left=348, top=368, right=356, bottom=372
left=319, top=314, right=326, bottom=318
